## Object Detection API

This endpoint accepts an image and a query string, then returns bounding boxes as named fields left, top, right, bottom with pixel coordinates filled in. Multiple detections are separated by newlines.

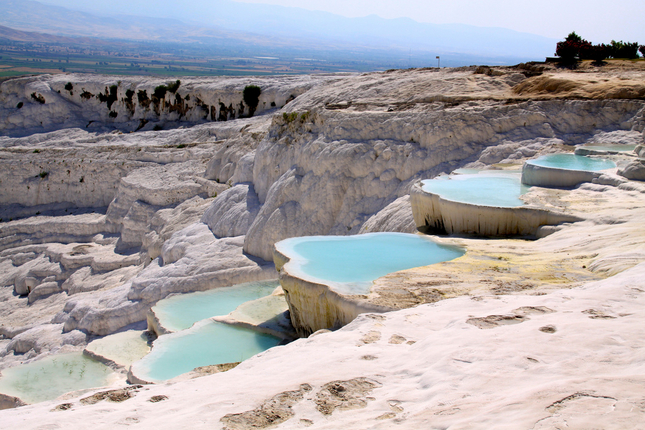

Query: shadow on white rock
left=202, top=183, right=261, bottom=238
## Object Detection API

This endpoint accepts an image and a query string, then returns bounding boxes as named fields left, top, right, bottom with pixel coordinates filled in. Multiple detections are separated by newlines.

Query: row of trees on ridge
left=556, top=32, right=643, bottom=64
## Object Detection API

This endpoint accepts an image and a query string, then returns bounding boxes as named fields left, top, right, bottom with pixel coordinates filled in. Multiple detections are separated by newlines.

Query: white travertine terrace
left=521, top=160, right=600, bottom=187
left=274, top=232, right=465, bottom=337
left=520, top=153, right=618, bottom=189
left=2, top=63, right=645, bottom=426
left=410, top=181, right=582, bottom=236
left=273, top=243, right=394, bottom=338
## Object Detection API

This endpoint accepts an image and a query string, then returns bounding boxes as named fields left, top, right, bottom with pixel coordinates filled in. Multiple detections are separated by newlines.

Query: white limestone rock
left=239, top=98, right=645, bottom=261
left=201, top=183, right=261, bottom=238
left=27, top=282, right=61, bottom=304
left=0, top=74, right=331, bottom=137
left=59, top=223, right=276, bottom=336
left=5, top=324, right=85, bottom=355
left=360, top=195, right=417, bottom=234
left=4, top=260, right=645, bottom=428
left=521, top=161, right=601, bottom=188
left=142, top=196, right=216, bottom=261
left=105, top=162, right=221, bottom=251
left=230, top=152, right=256, bottom=184
left=1, top=67, right=645, bottom=425
left=0, top=214, right=110, bottom=252
left=618, top=159, right=645, bottom=181
left=203, top=126, right=267, bottom=185
left=9, top=254, right=62, bottom=296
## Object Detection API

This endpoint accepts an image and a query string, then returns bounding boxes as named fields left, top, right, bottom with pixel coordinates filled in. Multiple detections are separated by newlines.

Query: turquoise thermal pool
left=527, top=154, right=616, bottom=171
left=132, top=320, right=281, bottom=382
left=581, top=144, right=636, bottom=152
left=152, top=280, right=279, bottom=332
left=421, top=172, right=530, bottom=208
left=276, top=232, right=465, bottom=295
left=0, top=353, right=114, bottom=404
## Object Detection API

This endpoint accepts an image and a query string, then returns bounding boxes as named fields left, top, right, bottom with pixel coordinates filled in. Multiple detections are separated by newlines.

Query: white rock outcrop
left=1, top=66, right=645, bottom=424
left=0, top=74, right=332, bottom=137
left=242, top=98, right=644, bottom=261
left=201, top=183, right=261, bottom=238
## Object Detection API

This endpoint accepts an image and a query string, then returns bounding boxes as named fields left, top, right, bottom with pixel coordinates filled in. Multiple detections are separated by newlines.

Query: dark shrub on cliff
left=167, top=80, right=181, bottom=94
left=153, top=85, right=168, bottom=100
left=243, top=85, right=261, bottom=117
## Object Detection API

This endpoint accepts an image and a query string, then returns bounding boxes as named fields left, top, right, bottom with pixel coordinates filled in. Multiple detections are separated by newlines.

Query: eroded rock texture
left=0, top=66, right=644, bottom=382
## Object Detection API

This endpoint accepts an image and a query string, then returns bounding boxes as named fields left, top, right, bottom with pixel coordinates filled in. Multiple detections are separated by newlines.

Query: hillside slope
left=0, top=64, right=644, bottom=427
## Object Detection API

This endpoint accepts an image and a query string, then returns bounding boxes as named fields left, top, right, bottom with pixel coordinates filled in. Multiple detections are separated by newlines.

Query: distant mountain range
left=0, top=24, right=115, bottom=45
left=0, top=0, right=558, bottom=67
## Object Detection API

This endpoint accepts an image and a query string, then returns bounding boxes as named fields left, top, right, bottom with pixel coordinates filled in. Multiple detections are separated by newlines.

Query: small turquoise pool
left=132, top=320, right=281, bottom=382
left=277, top=232, right=464, bottom=295
left=0, top=353, right=114, bottom=404
left=152, top=280, right=280, bottom=332
left=580, top=144, right=636, bottom=152
left=528, top=154, right=616, bottom=171
left=421, top=172, right=530, bottom=208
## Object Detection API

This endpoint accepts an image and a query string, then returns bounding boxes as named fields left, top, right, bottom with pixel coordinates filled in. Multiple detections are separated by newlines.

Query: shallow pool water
left=84, top=330, right=151, bottom=368
left=421, top=171, right=530, bottom=208
left=153, top=280, right=280, bottom=332
left=528, top=154, right=616, bottom=171
left=0, top=353, right=114, bottom=404
left=581, top=144, right=636, bottom=152
left=132, top=320, right=281, bottom=382
left=278, top=233, right=464, bottom=295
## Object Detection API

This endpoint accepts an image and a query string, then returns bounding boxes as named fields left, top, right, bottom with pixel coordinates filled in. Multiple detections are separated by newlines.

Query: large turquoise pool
left=276, top=232, right=464, bottom=295
left=0, top=353, right=114, bottom=404
left=131, top=320, right=281, bottom=382
left=421, top=171, right=530, bottom=208
left=152, top=280, right=280, bottom=332
left=527, top=154, right=616, bottom=171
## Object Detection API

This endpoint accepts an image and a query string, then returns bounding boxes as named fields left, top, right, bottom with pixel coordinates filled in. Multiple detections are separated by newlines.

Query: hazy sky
left=37, top=0, right=644, bottom=43
left=235, top=0, right=644, bottom=42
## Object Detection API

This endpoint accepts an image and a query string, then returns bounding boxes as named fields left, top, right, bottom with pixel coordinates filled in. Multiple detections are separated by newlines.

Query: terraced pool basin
left=275, top=232, right=464, bottom=296
left=522, top=154, right=616, bottom=187
left=0, top=352, right=116, bottom=404
left=528, top=154, right=616, bottom=170
left=151, top=280, right=279, bottom=333
left=410, top=170, right=581, bottom=236
left=420, top=171, right=529, bottom=208
left=131, top=320, right=281, bottom=382
left=576, top=144, right=636, bottom=155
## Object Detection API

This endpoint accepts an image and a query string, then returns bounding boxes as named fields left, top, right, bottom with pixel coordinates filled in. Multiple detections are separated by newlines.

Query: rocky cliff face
left=0, top=74, right=330, bottom=137
left=241, top=98, right=644, bottom=260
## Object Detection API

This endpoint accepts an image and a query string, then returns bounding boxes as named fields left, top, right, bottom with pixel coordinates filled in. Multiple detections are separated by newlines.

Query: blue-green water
left=0, top=353, right=113, bottom=404
left=133, top=320, right=281, bottom=382
left=153, top=280, right=279, bottom=332
left=581, top=144, right=636, bottom=152
left=421, top=172, right=530, bottom=208
left=277, top=233, right=464, bottom=295
left=528, top=154, right=616, bottom=171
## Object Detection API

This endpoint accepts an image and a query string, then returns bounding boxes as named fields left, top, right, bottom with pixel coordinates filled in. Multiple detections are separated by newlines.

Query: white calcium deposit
left=1, top=64, right=645, bottom=427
